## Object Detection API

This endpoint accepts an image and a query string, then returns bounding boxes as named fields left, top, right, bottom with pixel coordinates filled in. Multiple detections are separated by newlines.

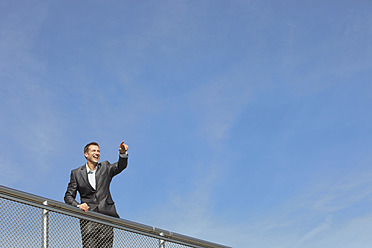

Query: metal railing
left=0, top=185, right=231, bottom=248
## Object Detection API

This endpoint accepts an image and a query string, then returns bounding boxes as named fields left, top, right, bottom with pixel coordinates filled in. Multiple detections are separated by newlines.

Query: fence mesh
left=0, top=197, right=193, bottom=248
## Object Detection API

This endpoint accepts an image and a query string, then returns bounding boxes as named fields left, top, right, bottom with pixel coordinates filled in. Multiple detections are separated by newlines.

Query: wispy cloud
left=298, top=164, right=372, bottom=214
left=144, top=162, right=372, bottom=247
left=0, top=158, right=23, bottom=185
left=189, top=68, right=255, bottom=145
left=0, top=2, right=64, bottom=186
left=295, top=215, right=332, bottom=248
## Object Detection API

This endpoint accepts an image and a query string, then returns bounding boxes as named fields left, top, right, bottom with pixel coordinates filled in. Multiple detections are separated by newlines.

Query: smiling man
left=64, top=141, right=129, bottom=248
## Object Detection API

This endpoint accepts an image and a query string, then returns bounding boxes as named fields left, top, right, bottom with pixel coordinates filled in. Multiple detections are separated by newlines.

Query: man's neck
left=87, top=161, right=97, bottom=171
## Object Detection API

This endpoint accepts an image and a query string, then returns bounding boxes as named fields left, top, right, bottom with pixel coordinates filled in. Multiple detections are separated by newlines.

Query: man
left=64, top=141, right=129, bottom=248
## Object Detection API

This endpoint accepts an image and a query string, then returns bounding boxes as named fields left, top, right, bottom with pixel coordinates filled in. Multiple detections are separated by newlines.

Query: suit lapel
left=79, top=165, right=88, bottom=184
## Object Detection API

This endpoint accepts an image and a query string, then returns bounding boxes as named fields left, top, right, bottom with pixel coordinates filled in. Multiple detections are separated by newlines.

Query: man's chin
left=90, top=160, right=99, bottom=165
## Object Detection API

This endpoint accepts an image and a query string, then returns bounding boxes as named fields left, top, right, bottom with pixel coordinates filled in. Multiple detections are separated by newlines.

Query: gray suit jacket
left=64, top=156, right=128, bottom=218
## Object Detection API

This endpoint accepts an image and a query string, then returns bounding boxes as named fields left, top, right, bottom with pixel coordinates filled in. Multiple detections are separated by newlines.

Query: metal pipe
left=42, top=200, right=49, bottom=248
left=159, top=232, right=165, bottom=248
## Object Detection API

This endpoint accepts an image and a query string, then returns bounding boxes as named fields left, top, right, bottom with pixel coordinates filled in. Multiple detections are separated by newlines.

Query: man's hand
left=78, top=203, right=90, bottom=212
left=119, top=141, right=129, bottom=154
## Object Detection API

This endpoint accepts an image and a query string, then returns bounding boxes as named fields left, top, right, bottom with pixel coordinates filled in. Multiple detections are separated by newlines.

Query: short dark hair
left=84, top=142, right=100, bottom=154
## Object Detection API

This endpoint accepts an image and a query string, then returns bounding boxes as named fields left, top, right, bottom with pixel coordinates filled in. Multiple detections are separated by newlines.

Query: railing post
left=159, top=232, right=165, bottom=248
left=42, top=200, right=49, bottom=248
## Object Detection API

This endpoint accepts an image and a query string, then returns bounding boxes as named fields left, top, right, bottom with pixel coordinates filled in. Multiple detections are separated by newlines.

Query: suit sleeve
left=109, top=155, right=128, bottom=177
left=64, top=170, right=80, bottom=207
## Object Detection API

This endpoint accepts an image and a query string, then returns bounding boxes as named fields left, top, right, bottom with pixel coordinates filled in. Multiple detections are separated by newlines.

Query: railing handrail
left=0, top=185, right=231, bottom=248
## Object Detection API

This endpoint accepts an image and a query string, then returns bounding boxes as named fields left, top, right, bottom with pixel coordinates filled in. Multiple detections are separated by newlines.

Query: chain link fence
left=0, top=186, right=231, bottom=248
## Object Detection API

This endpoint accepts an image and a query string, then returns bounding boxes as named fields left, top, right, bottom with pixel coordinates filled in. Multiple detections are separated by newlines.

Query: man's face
left=85, top=145, right=100, bottom=165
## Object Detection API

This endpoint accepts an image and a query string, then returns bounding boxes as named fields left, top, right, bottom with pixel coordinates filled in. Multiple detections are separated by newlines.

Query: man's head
left=84, top=142, right=100, bottom=166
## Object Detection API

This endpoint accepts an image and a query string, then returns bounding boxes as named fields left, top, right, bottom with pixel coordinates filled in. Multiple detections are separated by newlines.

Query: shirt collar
left=86, top=164, right=97, bottom=173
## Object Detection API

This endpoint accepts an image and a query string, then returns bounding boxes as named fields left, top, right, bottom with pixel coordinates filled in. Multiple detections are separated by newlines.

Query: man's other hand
left=78, top=203, right=90, bottom=212
left=119, top=141, right=129, bottom=154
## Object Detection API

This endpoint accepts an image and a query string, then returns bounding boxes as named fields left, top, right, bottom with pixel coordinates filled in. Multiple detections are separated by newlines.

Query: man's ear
left=84, top=152, right=88, bottom=159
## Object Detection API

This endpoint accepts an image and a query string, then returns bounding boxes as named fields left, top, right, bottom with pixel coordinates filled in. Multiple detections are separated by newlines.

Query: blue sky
left=1, top=1, right=372, bottom=247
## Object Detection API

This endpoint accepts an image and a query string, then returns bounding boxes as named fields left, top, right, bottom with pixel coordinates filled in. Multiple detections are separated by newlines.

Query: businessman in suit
left=64, top=141, right=129, bottom=248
